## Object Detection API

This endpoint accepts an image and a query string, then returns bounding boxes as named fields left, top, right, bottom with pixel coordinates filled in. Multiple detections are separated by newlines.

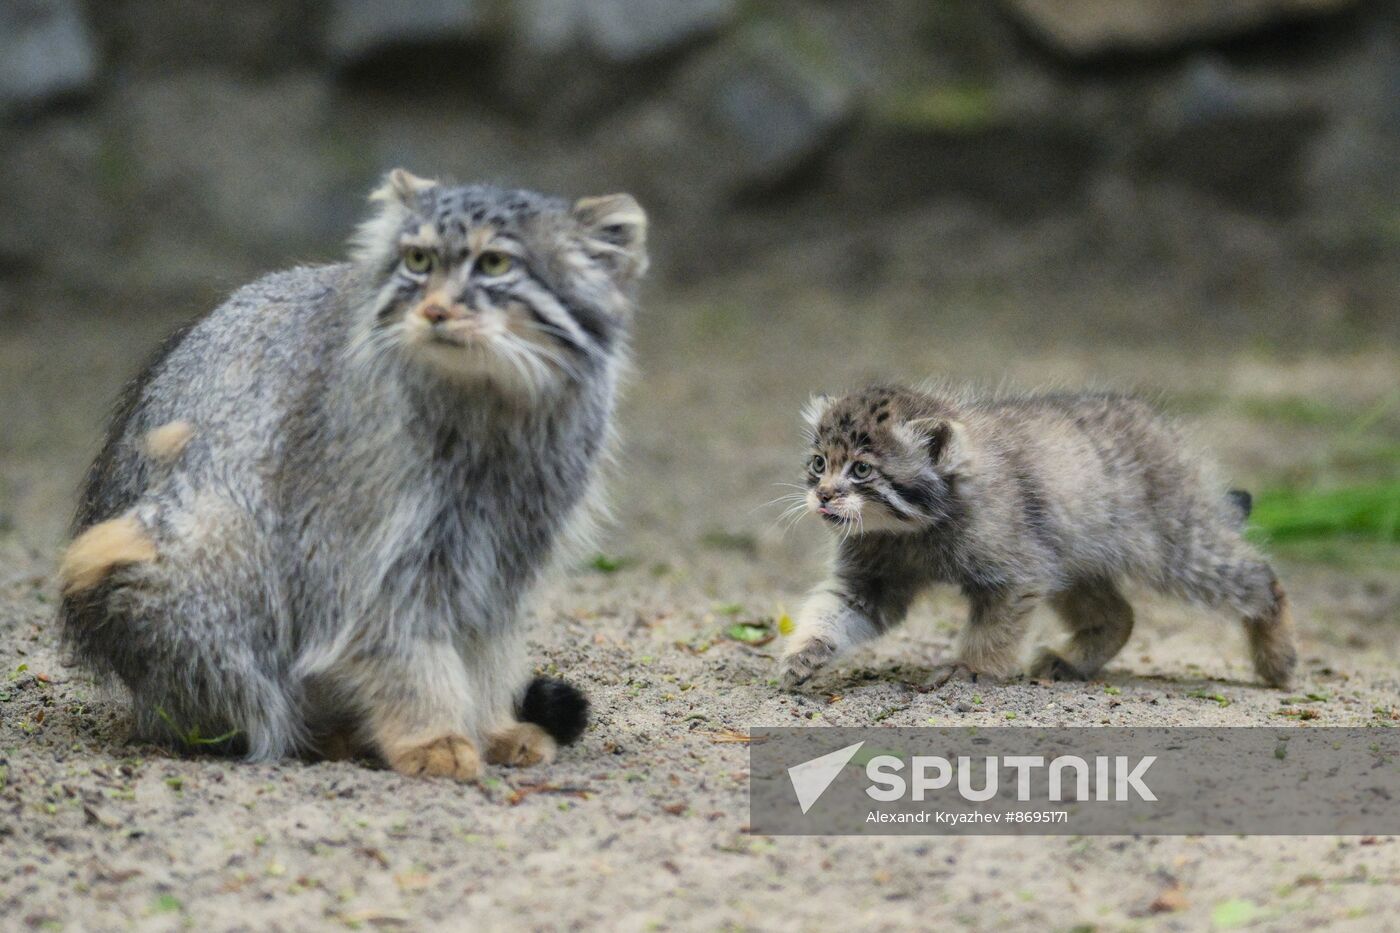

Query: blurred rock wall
left=2, top=0, right=1398, bottom=319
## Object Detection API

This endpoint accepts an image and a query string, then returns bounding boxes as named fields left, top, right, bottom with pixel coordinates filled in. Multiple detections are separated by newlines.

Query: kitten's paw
left=780, top=636, right=836, bottom=690
left=1028, top=649, right=1085, bottom=682
left=928, top=661, right=977, bottom=689
left=389, top=734, right=480, bottom=781
left=485, top=722, right=557, bottom=768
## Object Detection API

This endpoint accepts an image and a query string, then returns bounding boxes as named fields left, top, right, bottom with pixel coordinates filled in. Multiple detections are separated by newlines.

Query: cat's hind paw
left=928, top=661, right=978, bottom=689
left=485, top=722, right=557, bottom=768
left=1027, top=649, right=1086, bottom=682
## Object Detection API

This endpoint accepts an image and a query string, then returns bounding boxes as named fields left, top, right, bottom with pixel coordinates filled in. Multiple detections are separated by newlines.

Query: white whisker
left=519, top=319, right=607, bottom=366
left=775, top=502, right=811, bottom=536
left=493, top=339, right=539, bottom=399
left=752, top=492, right=807, bottom=516
left=512, top=340, right=556, bottom=392
left=516, top=336, right=584, bottom=382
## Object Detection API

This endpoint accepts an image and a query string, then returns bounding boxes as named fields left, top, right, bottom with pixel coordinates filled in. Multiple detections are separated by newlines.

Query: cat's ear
left=370, top=168, right=436, bottom=208
left=901, top=418, right=972, bottom=474
left=353, top=169, right=435, bottom=267
left=801, top=394, right=833, bottom=432
left=572, top=193, right=649, bottom=284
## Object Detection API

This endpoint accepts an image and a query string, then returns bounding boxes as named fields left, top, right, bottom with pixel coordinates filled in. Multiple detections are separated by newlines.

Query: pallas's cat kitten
left=60, top=170, right=647, bottom=778
left=781, top=384, right=1296, bottom=691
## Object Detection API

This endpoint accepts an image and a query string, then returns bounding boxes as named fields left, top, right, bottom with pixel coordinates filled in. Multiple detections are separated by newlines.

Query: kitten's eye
left=851, top=461, right=873, bottom=480
left=476, top=251, right=513, bottom=277
left=809, top=454, right=826, bottom=476
left=402, top=247, right=434, bottom=275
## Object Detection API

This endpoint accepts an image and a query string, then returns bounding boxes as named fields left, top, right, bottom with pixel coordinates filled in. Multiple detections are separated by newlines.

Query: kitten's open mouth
left=817, top=508, right=849, bottom=525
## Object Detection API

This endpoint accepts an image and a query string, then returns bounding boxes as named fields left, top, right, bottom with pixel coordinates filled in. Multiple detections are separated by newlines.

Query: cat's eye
left=809, top=454, right=826, bottom=476
left=402, top=247, right=434, bottom=275
left=476, top=251, right=513, bottom=277
left=851, top=461, right=873, bottom=481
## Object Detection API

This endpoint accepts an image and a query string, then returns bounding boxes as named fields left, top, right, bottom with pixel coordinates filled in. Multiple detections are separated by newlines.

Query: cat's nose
left=420, top=302, right=466, bottom=324
left=816, top=488, right=834, bottom=504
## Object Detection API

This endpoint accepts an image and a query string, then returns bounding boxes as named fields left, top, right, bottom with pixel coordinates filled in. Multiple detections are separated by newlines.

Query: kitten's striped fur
left=782, top=384, right=1296, bottom=691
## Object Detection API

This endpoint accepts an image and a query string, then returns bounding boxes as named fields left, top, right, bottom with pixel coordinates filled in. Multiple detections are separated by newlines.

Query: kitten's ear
left=903, top=418, right=972, bottom=474
left=801, top=394, right=833, bottom=431
left=370, top=168, right=436, bottom=208
left=572, top=193, right=649, bottom=284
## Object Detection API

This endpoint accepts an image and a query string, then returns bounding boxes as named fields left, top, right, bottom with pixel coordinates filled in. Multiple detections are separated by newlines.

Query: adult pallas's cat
left=60, top=171, right=647, bottom=777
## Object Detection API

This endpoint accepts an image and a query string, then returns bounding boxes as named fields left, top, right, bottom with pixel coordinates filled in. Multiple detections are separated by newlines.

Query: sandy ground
left=2, top=272, right=1399, bottom=931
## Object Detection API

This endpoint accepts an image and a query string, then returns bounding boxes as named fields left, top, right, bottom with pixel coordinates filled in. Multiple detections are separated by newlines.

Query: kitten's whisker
left=752, top=493, right=807, bottom=516
left=765, top=498, right=809, bottom=533
left=838, top=510, right=858, bottom=546
left=774, top=502, right=808, bottom=524
left=775, top=503, right=810, bottom=535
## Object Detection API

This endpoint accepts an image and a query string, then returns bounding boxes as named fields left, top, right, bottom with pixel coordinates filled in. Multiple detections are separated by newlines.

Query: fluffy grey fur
left=59, top=170, right=647, bottom=777
left=780, top=384, right=1297, bottom=691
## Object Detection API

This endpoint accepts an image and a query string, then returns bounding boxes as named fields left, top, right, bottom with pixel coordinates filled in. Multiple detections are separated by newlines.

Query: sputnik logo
left=787, top=741, right=865, bottom=814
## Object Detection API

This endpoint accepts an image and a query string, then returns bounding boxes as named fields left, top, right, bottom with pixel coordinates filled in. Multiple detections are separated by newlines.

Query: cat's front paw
left=485, top=722, right=557, bottom=768
left=388, top=733, right=481, bottom=781
left=780, top=636, right=836, bottom=690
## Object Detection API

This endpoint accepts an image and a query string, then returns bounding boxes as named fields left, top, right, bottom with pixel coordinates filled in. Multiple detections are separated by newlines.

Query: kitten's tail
left=1226, top=489, right=1253, bottom=525
left=519, top=677, right=589, bottom=746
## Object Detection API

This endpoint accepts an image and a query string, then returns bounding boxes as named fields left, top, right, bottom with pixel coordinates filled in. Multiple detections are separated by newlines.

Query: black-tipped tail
left=519, top=677, right=589, bottom=746
left=1227, top=489, right=1253, bottom=524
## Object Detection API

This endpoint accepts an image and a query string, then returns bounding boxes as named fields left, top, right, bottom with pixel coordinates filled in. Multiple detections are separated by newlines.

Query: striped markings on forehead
left=400, top=223, right=442, bottom=249
left=398, top=221, right=502, bottom=256
left=816, top=425, right=876, bottom=462
left=816, top=398, right=900, bottom=454
left=428, top=187, right=561, bottom=232
left=814, top=388, right=939, bottom=453
left=399, top=185, right=571, bottom=259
